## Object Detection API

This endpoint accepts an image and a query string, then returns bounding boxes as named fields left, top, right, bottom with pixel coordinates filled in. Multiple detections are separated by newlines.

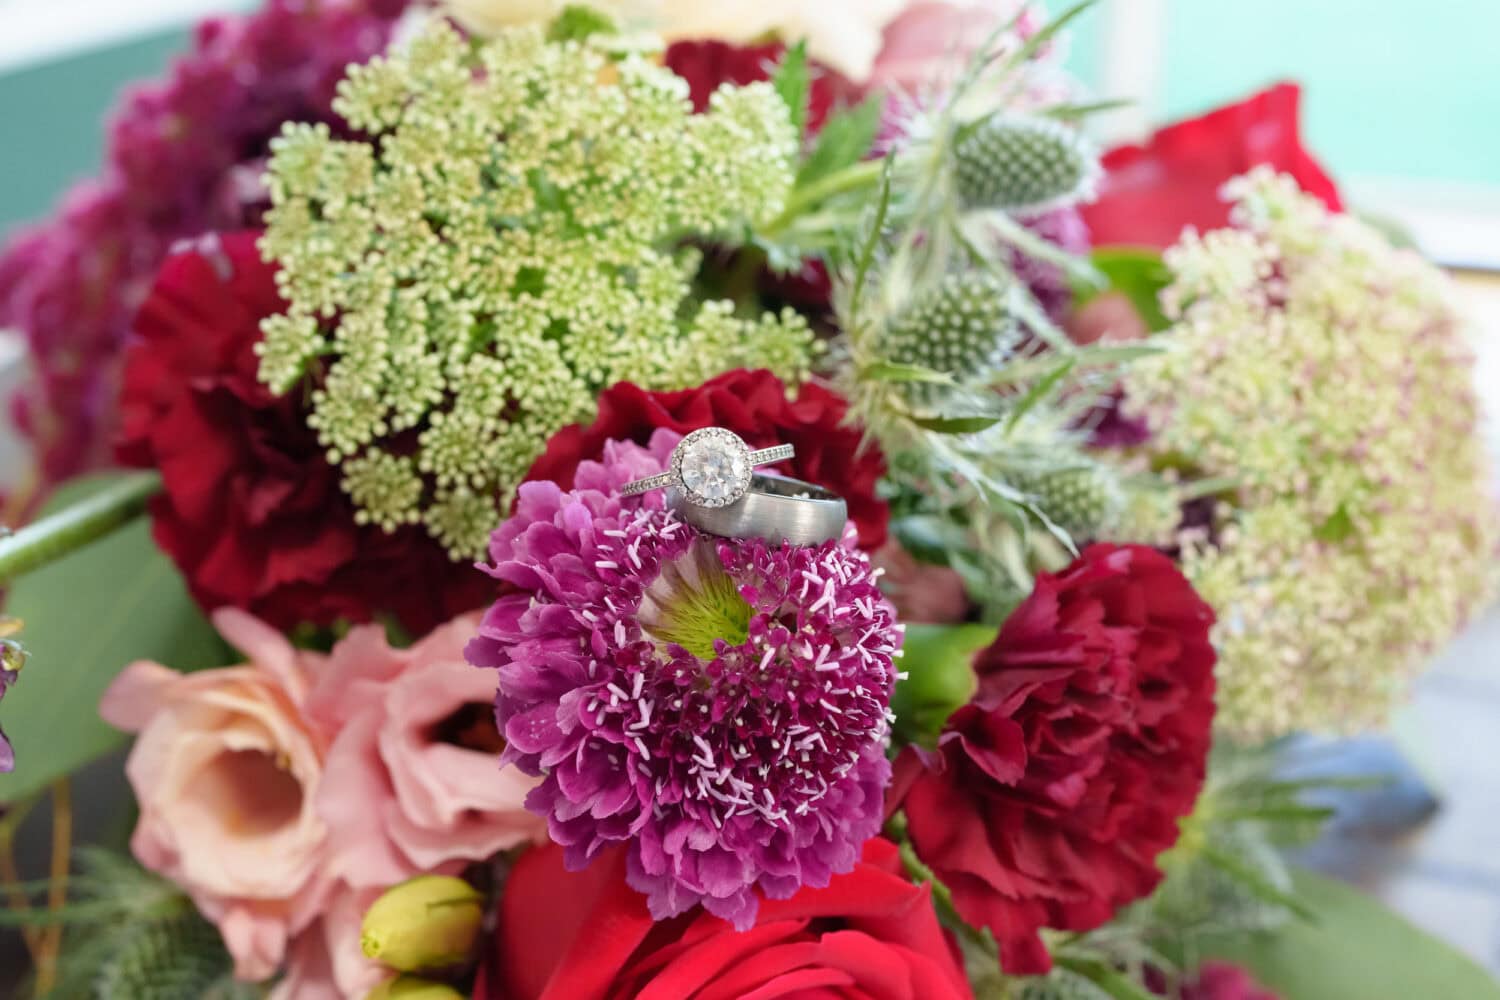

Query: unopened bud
left=361, top=875, right=485, bottom=973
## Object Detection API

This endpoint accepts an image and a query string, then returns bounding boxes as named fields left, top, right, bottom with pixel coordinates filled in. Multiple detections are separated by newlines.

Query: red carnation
left=477, top=837, right=973, bottom=1000
left=1081, top=83, right=1341, bottom=249
left=524, top=370, right=890, bottom=549
left=891, top=544, right=1217, bottom=974
left=116, top=231, right=490, bottom=633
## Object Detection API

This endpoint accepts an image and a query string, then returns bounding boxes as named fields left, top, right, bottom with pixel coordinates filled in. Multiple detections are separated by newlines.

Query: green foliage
left=2, top=849, right=251, bottom=1000
left=1199, top=869, right=1500, bottom=1000
left=93, top=915, right=236, bottom=1000
left=796, top=95, right=883, bottom=188
left=1078, top=248, right=1171, bottom=332
left=889, top=624, right=992, bottom=747
left=1013, top=969, right=1115, bottom=1000
left=0, top=476, right=231, bottom=804
left=770, top=41, right=810, bottom=136
left=953, top=115, right=1099, bottom=214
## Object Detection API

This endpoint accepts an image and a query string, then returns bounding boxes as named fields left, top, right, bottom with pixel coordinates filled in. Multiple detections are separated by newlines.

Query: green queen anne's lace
left=257, top=19, right=811, bottom=559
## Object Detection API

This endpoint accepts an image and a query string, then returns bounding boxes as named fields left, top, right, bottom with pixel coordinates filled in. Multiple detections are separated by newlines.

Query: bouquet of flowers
left=0, top=2, right=1495, bottom=998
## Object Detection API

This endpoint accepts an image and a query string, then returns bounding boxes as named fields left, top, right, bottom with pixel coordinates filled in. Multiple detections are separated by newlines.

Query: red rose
left=477, top=837, right=973, bottom=1000
left=117, top=231, right=490, bottom=633
left=524, top=370, right=890, bottom=549
left=891, top=544, right=1217, bottom=974
left=1081, top=83, right=1341, bottom=249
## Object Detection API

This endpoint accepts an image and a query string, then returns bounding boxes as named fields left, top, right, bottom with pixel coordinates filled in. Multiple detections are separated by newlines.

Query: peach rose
left=100, top=610, right=333, bottom=981
left=305, top=615, right=545, bottom=890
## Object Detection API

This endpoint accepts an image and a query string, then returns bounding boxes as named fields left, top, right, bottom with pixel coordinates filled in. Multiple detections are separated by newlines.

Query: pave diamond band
left=669, top=472, right=848, bottom=546
left=619, top=428, right=794, bottom=508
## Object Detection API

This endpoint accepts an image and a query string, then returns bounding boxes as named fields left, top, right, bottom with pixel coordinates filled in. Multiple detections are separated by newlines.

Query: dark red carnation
left=116, top=231, right=490, bottom=633
left=665, top=39, right=851, bottom=132
left=477, top=837, right=972, bottom=1000
left=524, top=370, right=890, bottom=549
left=1081, top=83, right=1341, bottom=250
left=891, top=544, right=1217, bottom=974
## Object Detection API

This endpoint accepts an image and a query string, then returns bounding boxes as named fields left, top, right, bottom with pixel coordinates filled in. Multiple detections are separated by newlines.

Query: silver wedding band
left=669, top=472, right=848, bottom=546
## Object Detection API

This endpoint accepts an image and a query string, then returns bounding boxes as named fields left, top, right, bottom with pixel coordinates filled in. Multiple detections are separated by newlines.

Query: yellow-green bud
left=367, top=976, right=468, bottom=1000
left=360, top=876, right=485, bottom=973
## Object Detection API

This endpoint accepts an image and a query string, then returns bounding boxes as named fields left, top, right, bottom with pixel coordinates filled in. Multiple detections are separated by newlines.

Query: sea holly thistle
left=258, top=17, right=811, bottom=559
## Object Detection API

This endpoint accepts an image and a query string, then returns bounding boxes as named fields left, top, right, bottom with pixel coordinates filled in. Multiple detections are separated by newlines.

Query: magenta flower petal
left=468, top=429, right=901, bottom=929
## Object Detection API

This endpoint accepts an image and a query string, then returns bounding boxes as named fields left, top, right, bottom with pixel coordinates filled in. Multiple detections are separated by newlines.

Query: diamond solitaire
left=619, top=428, right=794, bottom=508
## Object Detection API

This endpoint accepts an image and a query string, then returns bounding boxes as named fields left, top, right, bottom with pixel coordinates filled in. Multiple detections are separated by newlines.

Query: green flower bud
left=1011, top=463, right=1124, bottom=541
left=361, top=875, right=485, bottom=973
left=890, top=623, right=994, bottom=748
left=882, top=273, right=1019, bottom=405
left=367, top=976, right=469, bottom=1000
left=953, top=115, right=1098, bottom=213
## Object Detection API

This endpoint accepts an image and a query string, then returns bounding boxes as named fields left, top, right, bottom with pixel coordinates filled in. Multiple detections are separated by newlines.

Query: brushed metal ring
left=668, top=472, right=847, bottom=546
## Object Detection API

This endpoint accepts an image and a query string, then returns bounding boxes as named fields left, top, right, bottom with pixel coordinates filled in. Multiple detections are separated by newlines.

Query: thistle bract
left=258, top=20, right=810, bottom=559
left=1012, top=463, right=1124, bottom=541
left=882, top=272, right=1019, bottom=404
left=954, top=115, right=1099, bottom=214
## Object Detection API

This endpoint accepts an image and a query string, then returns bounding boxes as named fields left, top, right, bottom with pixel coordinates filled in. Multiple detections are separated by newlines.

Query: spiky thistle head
left=1011, top=462, right=1125, bottom=541
left=953, top=115, right=1099, bottom=214
left=880, top=272, right=1019, bottom=403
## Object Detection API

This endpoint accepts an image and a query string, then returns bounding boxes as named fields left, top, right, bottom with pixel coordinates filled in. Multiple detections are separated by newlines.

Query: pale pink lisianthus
left=305, top=614, right=546, bottom=891
left=100, top=609, right=333, bottom=982
left=269, top=884, right=386, bottom=1000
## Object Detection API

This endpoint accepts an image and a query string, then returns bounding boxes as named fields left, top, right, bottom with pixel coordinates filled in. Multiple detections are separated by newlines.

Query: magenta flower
left=0, top=657, right=17, bottom=773
left=466, top=430, right=900, bottom=929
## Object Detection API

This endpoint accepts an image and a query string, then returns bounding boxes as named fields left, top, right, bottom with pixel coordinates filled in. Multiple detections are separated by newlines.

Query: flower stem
left=764, top=159, right=887, bottom=237
left=0, top=472, right=162, bottom=583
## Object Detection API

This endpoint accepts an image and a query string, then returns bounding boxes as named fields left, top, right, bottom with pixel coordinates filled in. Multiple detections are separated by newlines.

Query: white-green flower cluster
left=257, top=19, right=810, bottom=558
left=1127, top=168, right=1497, bottom=737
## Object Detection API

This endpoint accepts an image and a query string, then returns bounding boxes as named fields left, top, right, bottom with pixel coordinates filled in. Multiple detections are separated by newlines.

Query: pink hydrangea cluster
left=0, top=0, right=402, bottom=491
left=468, top=430, right=901, bottom=929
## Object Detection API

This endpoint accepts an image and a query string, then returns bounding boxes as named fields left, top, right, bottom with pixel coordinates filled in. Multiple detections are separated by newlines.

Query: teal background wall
left=0, top=31, right=189, bottom=232
left=0, top=1, right=1497, bottom=238
left=1063, top=0, right=1500, bottom=187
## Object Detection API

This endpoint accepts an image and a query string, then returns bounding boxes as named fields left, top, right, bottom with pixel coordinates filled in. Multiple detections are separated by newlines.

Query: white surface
left=0, top=0, right=253, bottom=74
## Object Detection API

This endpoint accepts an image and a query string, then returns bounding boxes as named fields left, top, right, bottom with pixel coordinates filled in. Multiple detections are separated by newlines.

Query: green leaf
left=771, top=40, right=811, bottom=137
left=1197, top=869, right=1500, bottom=1000
left=797, top=95, right=882, bottom=187
left=1054, top=956, right=1160, bottom=1000
left=547, top=4, right=618, bottom=41
left=0, top=475, right=232, bottom=803
left=1043, top=98, right=1135, bottom=121
left=1082, top=247, right=1173, bottom=332
left=1006, top=357, right=1076, bottom=431
left=911, top=413, right=1005, bottom=435
left=891, top=624, right=994, bottom=748
left=860, top=360, right=955, bottom=385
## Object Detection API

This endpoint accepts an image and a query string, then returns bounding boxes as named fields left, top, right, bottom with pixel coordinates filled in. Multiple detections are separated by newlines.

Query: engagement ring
left=619, top=427, right=794, bottom=507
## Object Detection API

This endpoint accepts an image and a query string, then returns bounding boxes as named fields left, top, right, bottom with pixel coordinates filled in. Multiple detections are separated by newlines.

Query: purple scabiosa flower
left=466, top=429, right=901, bottom=929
